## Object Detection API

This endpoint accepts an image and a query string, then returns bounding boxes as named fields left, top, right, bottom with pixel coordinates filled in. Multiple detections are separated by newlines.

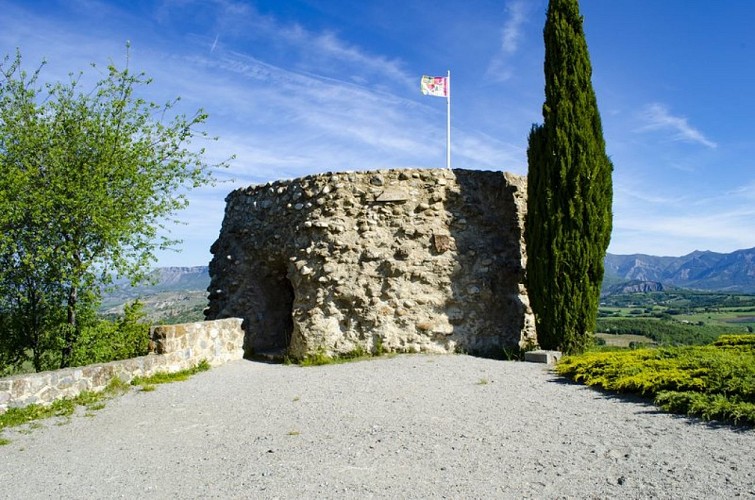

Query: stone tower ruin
left=205, top=168, right=537, bottom=360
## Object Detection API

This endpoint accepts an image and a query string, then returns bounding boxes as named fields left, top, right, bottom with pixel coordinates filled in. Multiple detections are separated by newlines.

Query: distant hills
left=603, top=247, right=755, bottom=294
left=103, top=266, right=209, bottom=300
left=101, top=247, right=755, bottom=319
left=141, top=266, right=210, bottom=292
left=100, top=266, right=209, bottom=323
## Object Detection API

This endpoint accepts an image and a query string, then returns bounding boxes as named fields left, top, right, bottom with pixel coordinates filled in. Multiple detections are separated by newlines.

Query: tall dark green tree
left=526, top=0, right=613, bottom=354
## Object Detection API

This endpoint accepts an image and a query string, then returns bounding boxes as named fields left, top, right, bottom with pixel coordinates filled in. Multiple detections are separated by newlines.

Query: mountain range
left=100, top=266, right=210, bottom=322
left=603, top=247, right=755, bottom=294
left=102, top=247, right=755, bottom=318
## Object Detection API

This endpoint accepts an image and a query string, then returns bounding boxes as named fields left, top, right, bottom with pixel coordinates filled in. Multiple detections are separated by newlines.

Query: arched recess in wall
left=250, top=264, right=295, bottom=356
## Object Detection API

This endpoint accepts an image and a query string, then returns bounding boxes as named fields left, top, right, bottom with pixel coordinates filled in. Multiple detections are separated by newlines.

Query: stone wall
left=206, top=168, right=536, bottom=360
left=0, top=318, right=243, bottom=413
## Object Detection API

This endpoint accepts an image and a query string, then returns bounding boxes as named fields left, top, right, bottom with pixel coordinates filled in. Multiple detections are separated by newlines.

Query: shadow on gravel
left=546, top=372, right=754, bottom=433
left=546, top=373, right=659, bottom=410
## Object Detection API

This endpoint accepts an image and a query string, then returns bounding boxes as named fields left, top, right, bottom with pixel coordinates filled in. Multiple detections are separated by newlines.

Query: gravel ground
left=1, top=354, right=754, bottom=499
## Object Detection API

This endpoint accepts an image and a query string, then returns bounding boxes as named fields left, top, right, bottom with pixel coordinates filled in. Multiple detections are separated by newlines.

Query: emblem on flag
left=421, top=75, right=448, bottom=98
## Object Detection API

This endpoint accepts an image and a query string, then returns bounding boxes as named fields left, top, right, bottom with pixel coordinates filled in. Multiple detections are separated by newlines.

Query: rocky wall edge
left=0, top=318, right=244, bottom=414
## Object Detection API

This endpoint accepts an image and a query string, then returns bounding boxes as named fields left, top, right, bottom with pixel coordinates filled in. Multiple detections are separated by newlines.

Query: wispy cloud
left=613, top=208, right=755, bottom=254
left=615, top=185, right=689, bottom=207
left=727, top=181, right=755, bottom=201
left=638, top=103, right=717, bottom=149
left=126, top=46, right=448, bottom=186
left=164, top=0, right=414, bottom=90
left=486, top=0, right=530, bottom=82
left=284, top=29, right=414, bottom=90
left=501, top=0, right=528, bottom=54
left=187, top=50, right=434, bottom=153
left=611, top=180, right=755, bottom=255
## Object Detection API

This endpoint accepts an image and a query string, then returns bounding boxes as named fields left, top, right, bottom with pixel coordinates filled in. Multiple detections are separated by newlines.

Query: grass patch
left=557, top=335, right=755, bottom=425
left=298, top=346, right=380, bottom=366
left=0, top=437, right=10, bottom=446
left=130, top=359, right=210, bottom=388
left=0, top=362, right=208, bottom=443
left=299, top=348, right=334, bottom=367
left=0, top=376, right=129, bottom=436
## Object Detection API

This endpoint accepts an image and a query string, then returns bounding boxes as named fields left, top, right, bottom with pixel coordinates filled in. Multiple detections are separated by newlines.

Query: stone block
left=432, top=234, right=454, bottom=253
left=524, top=350, right=562, bottom=365
left=374, top=188, right=409, bottom=202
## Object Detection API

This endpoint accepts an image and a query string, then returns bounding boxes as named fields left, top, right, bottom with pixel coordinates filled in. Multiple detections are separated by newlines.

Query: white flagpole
left=446, top=70, right=451, bottom=170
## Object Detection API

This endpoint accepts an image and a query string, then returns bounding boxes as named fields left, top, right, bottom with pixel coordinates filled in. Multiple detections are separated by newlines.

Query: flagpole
left=446, top=70, right=451, bottom=170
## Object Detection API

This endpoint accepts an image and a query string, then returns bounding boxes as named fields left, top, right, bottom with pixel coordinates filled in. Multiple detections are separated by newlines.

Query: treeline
left=596, top=318, right=745, bottom=346
left=602, top=290, right=755, bottom=310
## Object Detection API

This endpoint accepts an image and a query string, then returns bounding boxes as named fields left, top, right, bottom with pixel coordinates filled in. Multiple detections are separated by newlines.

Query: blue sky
left=2, top=0, right=754, bottom=267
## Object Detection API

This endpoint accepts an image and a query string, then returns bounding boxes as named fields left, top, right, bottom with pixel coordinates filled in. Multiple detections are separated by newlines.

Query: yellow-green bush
left=556, top=335, right=755, bottom=425
left=714, top=334, right=755, bottom=347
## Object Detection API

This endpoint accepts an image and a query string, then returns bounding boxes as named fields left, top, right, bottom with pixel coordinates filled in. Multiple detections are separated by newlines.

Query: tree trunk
left=60, top=285, right=77, bottom=369
left=25, top=286, right=44, bottom=372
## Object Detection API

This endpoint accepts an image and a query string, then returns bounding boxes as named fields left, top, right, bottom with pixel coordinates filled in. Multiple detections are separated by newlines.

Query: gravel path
left=1, top=355, right=753, bottom=499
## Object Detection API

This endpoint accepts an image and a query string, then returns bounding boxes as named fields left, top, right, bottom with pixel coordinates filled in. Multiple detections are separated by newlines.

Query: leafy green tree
left=0, top=48, right=227, bottom=370
left=526, top=0, right=613, bottom=354
left=70, top=301, right=150, bottom=367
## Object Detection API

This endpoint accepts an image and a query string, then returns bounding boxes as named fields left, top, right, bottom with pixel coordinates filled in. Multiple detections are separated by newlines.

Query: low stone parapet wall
left=0, top=318, right=244, bottom=413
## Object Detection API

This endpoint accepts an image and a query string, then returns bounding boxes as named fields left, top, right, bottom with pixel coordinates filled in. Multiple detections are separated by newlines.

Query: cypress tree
left=526, top=0, right=613, bottom=354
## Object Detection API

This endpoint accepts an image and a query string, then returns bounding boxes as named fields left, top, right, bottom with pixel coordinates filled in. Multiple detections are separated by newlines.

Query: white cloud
left=614, top=185, right=689, bottom=207
left=291, top=30, right=414, bottom=90
left=611, top=209, right=755, bottom=256
left=501, top=0, right=528, bottom=54
left=638, top=103, right=717, bottom=149
left=163, top=0, right=415, bottom=90
left=486, top=0, right=530, bottom=82
left=610, top=181, right=755, bottom=256
left=172, top=50, right=441, bottom=167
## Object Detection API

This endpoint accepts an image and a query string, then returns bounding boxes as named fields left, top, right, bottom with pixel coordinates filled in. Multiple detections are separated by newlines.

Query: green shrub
left=373, top=336, right=385, bottom=356
left=556, top=341, right=755, bottom=425
left=655, top=391, right=755, bottom=424
left=298, top=344, right=382, bottom=366
left=69, top=301, right=150, bottom=367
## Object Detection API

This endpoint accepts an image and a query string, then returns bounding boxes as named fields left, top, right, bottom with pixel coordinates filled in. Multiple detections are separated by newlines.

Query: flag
left=421, top=75, right=448, bottom=98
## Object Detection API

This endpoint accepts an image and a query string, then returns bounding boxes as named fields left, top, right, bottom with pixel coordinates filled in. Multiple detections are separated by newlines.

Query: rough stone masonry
left=205, top=168, right=537, bottom=360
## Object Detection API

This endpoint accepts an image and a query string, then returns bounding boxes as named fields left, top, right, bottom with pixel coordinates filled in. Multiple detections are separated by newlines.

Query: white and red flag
left=420, top=75, right=448, bottom=98
left=420, top=71, right=452, bottom=169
